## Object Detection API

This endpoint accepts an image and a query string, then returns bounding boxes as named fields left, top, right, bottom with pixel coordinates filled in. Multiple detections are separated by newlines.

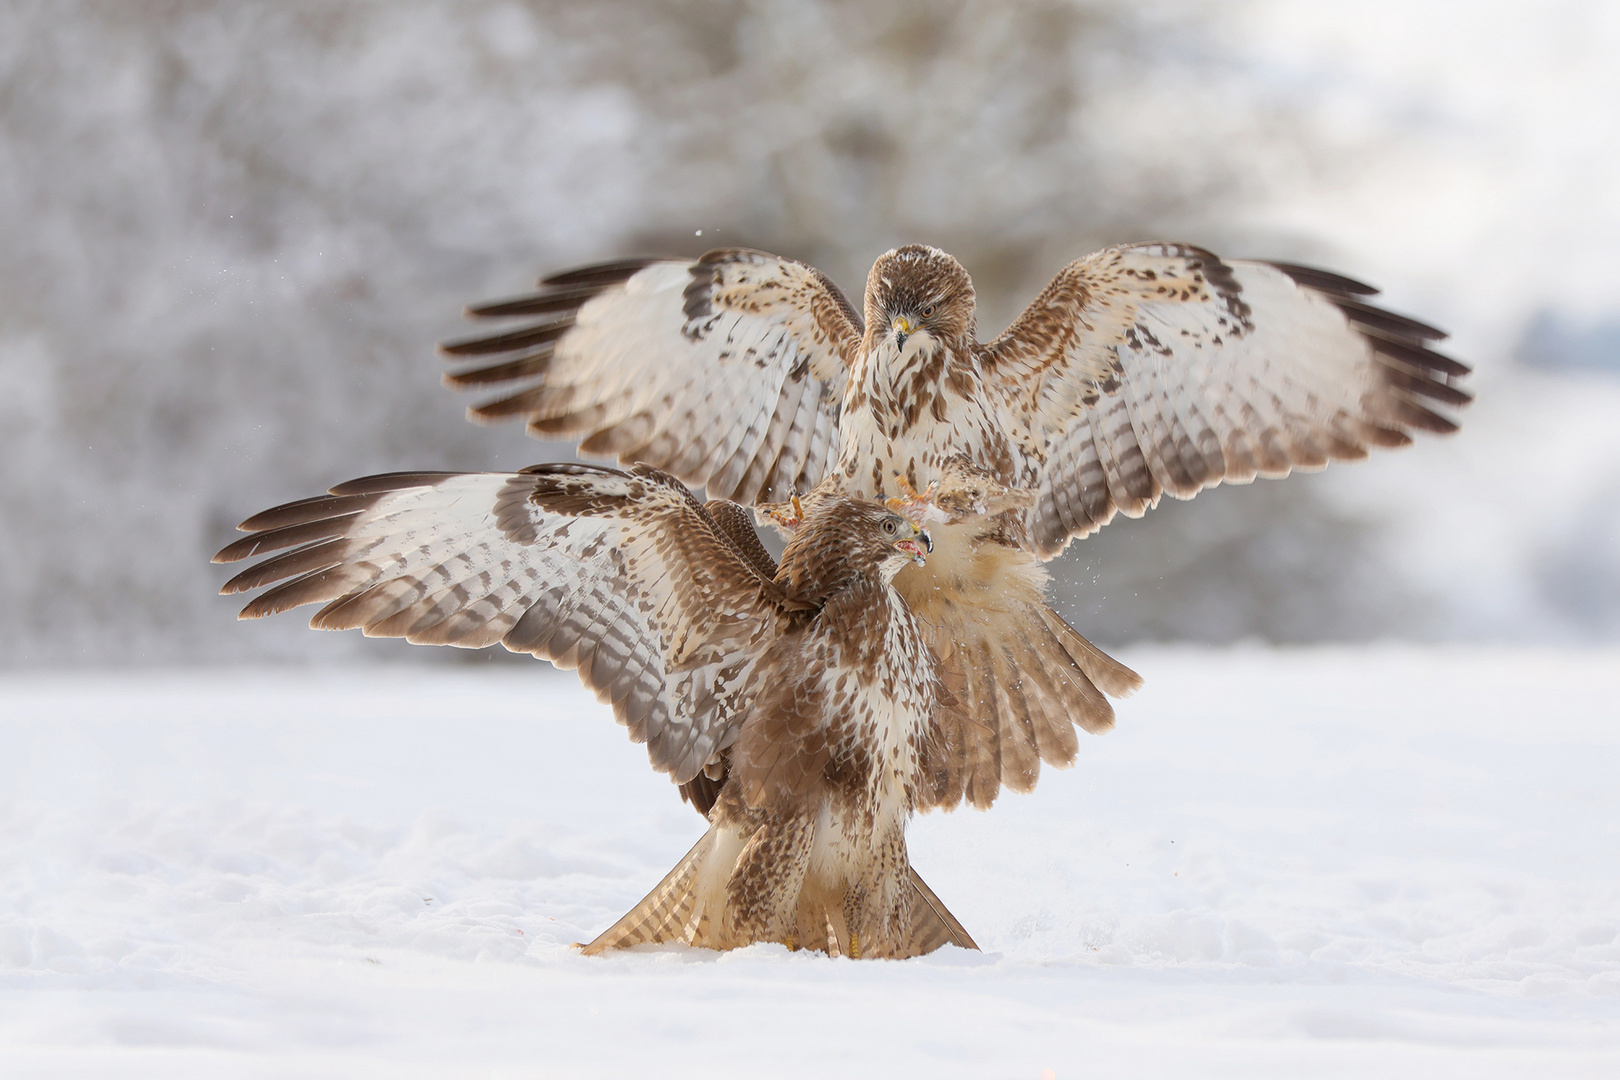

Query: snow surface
left=4, top=648, right=1618, bottom=1077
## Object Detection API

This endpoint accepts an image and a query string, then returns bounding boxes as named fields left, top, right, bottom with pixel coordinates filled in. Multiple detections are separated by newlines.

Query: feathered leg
left=841, top=822, right=912, bottom=958
left=724, top=813, right=815, bottom=947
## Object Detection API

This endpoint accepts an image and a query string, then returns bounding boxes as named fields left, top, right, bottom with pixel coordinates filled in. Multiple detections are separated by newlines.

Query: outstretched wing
left=213, top=464, right=797, bottom=785
left=441, top=249, right=863, bottom=505
left=983, top=243, right=1472, bottom=556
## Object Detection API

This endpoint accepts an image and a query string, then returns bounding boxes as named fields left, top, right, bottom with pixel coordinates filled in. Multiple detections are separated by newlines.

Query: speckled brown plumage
left=443, top=241, right=1471, bottom=809
left=214, top=463, right=975, bottom=958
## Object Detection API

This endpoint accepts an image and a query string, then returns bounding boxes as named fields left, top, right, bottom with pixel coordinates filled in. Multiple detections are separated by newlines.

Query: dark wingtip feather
left=438, top=317, right=575, bottom=357
left=220, top=538, right=349, bottom=595
left=470, top=388, right=549, bottom=422
left=516, top=461, right=627, bottom=479
left=236, top=492, right=381, bottom=534
left=219, top=476, right=450, bottom=567
left=1333, top=297, right=1448, bottom=342
left=213, top=512, right=364, bottom=564
left=442, top=349, right=555, bottom=388
left=1382, top=364, right=1475, bottom=408
left=327, top=472, right=461, bottom=496
left=538, top=257, right=661, bottom=289
left=1268, top=261, right=1380, bottom=297
left=463, top=282, right=617, bottom=319
left=236, top=565, right=363, bottom=620
left=1393, top=399, right=1461, bottom=435
left=1371, top=336, right=1472, bottom=379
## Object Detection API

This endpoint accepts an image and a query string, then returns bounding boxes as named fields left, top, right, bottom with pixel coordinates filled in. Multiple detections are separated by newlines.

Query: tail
left=924, top=596, right=1142, bottom=810
left=1037, top=600, right=1142, bottom=700
left=581, top=828, right=982, bottom=958
left=902, top=868, right=979, bottom=955
left=897, top=540, right=1142, bottom=810
left=580, top=826, right=742, bottom=955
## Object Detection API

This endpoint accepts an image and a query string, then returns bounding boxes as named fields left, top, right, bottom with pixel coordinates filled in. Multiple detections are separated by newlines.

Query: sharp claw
left=758, top=494, right=806, bottom=533
left=891, top=471, right=920, bottom=502
left=885, top=474, right=947, bottom=526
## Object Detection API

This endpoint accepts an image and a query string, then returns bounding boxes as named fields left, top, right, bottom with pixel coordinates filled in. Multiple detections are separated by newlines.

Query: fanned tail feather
left=581, top=827, right=734, bottom=954
left=581, top=828, right=980, bottom=958
left=923, top=596, right=1140, bottom=809
left=1036, top=601, right=1142, bottom=700
left=903, top=868, right=979, bottom=955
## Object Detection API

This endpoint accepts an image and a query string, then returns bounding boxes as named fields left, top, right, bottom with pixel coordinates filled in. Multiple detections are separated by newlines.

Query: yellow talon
left=783, top=933, right=798, bottom=952
left=848, top=932, right=861, bottom=960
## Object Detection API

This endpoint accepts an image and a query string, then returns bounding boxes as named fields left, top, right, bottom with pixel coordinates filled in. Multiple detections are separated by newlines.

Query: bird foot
left=885, top=473, right=949, bottom=527
left=757, top=494, right=805, bottom=536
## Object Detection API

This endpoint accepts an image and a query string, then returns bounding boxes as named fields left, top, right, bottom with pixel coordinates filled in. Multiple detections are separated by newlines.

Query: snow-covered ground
left=3, top=648, right=1617, bottom=1077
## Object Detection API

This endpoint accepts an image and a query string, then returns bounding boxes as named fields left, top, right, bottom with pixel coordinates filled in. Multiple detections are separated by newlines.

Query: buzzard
left=214, top=463, right=977, bottom=958
left=440, top=243, right=1472, bottom=807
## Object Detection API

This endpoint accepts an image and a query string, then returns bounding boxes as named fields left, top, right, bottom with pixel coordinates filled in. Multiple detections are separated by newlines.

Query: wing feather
left=983, top=243, right=1471, bottom=555
left=443, top=250, right=861, bottom=504
left=214, top=465, right=790, bottom=785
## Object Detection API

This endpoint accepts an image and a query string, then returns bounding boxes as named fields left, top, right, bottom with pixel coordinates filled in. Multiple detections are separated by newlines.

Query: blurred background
left=2, top=0, right=1616, bottom=666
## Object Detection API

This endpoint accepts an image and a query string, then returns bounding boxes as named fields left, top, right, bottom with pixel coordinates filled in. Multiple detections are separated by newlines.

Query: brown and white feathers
left=440, top=242, right=1471, bottom=806
left=444, top=243, right=1467, bottom=552
left=216, top=464, right=790, bottom=785
left=442, top=252, right=859, bottom=506
left=976, top=245, right=1470, bottom=554
left=215, top=464, right=975, bottom=957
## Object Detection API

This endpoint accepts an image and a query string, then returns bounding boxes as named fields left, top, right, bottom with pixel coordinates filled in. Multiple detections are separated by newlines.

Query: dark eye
left=921, top=304, right=936, bottom=318
left=882, top=518, right=899, bottom=536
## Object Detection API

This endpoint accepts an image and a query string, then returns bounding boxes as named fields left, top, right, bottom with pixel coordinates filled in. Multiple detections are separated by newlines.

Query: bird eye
left=882, top=518, right=899, bottom=536
left=921, top=304, right=936, bottom=318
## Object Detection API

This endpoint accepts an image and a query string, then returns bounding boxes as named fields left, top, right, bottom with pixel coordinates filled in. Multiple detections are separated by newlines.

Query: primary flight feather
left=216, top=463, right=975, bottom=958
left=441, top=242, right=1471, bottom=807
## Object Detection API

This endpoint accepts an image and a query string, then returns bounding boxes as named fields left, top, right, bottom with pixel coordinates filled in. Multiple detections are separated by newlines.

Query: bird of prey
left=439, top=242, right=1471, bottom=807
left=214, top=463, right=977, bottom=958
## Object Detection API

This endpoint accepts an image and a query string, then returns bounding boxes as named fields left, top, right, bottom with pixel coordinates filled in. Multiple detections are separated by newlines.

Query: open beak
left=894, top=524, right=932, bottom=567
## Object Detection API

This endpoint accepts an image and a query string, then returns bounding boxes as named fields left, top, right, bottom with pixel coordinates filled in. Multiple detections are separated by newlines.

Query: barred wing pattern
left=984, top=244, right=1472, bottom=556
left=442, top=250, right=863, bottom=505
left=213, top=464, right=789, bottom=785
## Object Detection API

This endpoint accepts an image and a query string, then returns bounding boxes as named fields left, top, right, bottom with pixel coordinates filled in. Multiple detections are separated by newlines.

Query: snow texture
left=4, top=649, right=1618, bottom=1077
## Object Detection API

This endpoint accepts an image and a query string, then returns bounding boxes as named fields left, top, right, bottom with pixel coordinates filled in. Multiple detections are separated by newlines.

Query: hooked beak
left=892, top=315, right=913, bottom=351
left=894, top=523, right=932, bottom=567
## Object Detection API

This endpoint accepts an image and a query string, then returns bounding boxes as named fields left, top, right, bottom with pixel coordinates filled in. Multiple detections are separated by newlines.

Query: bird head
left=864, top=245, right=976, bottom=356
left=777, top=495, right=934, bottom=596
left=879, top=509, right=933, bottom=574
